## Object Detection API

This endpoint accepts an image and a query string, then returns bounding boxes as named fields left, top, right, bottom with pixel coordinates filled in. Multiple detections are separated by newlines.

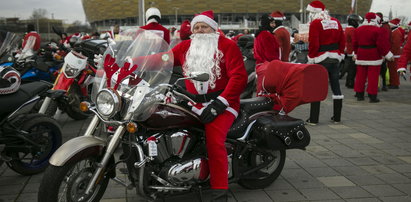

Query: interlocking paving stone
left=360, top=165, right=396, bottom=175
left=265, top=189, right=307, bottom=201
left=361, top=184, right=406, bottom=197
left=379, top=196, right=411, bottom=202
left=317, top=176, right=355, bottom=187
left=392, top=184, right=411, bottom=195
left=330, top=186, right=373, bottom=198
left=345, top=175, right=386, bottom=186
left=376, top=173, right=411, bottom=184
left=299, top=188, right=340, bottom=200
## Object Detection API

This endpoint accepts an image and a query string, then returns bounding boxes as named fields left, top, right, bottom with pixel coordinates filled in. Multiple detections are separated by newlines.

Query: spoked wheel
left=38, top=155, right=110, bottom=202
left=6, top=115, right=62, bottom=175
left=65, top=83, right=91, bottom=120
left=238, top=150, right=285, bottom=189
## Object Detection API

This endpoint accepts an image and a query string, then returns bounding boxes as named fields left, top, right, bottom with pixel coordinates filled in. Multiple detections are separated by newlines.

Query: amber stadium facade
left=82, top=0, right=372, bottom=29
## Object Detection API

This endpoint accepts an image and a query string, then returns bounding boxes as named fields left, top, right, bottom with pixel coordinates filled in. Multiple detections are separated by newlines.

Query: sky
left=0, top=0, right=410, bottom=24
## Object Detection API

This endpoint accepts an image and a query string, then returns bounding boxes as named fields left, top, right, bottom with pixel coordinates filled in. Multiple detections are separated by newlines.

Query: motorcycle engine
left=154, top=130, right=193, bottom=163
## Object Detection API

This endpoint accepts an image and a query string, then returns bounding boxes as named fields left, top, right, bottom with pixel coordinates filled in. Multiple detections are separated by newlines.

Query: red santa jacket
left=397, top=32, right=411, bottom=71
left=352, top=24, right=392, bottom=66
left=141, top=22, right=170, bottom=44
left=391, top=27, right=405, bottom=58
left=344, top=26, right=355, bottom=56
left=172, top=36, right=248, bottom=117
left=22, top=31, right=41, bottom=51
left=254, top=30, right=280, bottom=66
left=273, top=26, right=291, bottom=62
left=308, top=17, right=345, bottom=63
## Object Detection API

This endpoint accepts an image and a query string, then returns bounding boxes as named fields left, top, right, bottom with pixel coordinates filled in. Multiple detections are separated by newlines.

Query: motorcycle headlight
left=96, top=88, right=121, bottom=118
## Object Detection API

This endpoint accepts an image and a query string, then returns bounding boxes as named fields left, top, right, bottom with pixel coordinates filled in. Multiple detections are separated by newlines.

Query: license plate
left=148, top=141, right=158, bottom=157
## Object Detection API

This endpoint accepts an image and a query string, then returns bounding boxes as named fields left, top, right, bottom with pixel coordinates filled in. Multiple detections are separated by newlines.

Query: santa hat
left=190, top=10, right=218, bottom=32
left=270, top=11, right=286, bottom=21
left=306, top=1, right=326, bottom=13
left=389, top=18, right=401, bottom=27
left=180, top=19, right=192, bottom=40
left=363, top=12, right=379, bottom=26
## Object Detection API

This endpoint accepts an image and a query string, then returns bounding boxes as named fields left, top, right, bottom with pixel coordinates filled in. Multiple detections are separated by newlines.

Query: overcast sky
left=0, top=0, right=410, bottom=24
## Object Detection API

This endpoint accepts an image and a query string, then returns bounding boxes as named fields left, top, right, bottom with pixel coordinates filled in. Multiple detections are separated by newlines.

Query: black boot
left=331, top=98, right=343, bottom=123
left=355, top=92, right=364, bottom=101
left=306, top=102, right=320, bottom=125
left=369, top=94, right=380, bottom=103
left=210, top=189, right=228, bottom=202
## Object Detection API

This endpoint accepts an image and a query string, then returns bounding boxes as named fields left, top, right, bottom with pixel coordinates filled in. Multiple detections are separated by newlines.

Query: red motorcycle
left=38, top=39, right=107, bottom=120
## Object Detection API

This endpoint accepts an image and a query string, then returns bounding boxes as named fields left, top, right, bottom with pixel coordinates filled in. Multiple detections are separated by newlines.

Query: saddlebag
left=251, top=114, right=310, bottom=150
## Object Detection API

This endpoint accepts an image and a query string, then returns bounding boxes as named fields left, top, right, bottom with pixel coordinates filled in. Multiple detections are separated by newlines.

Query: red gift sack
left=258, top=60, right=328, bottom=113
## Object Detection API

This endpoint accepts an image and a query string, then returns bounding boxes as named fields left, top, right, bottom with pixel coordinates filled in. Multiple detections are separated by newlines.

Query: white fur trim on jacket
left=361, top=20, right=380, bottom=27
left=191, top=15, right=218, bottom=32
left=308, top=52, right=344, bottom=64
left=217, top=96, right=229, bottom=107
left=397, top=67, right=407, bottom=72
left=385, top=51, right=394, bottom=60
left=355, top=59, right=384, bottom=66
left=332, top=95, right=344, bottom=99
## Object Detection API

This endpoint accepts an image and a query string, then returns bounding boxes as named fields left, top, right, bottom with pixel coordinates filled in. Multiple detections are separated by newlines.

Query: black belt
left=359, top=45, right=377, bottom=49
left=318, top=43, right=339, bottom=52
left=193, top=90, right=223, bottom=103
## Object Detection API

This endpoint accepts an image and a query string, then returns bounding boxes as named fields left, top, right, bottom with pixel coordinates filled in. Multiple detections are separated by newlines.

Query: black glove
left=200, top=99, right=227, bottom=124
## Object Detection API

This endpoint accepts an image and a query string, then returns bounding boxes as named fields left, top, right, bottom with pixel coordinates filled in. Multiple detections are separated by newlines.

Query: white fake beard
left=183, top=33, right=223, bottom=89
left=308, top=10, right=330, bottom=23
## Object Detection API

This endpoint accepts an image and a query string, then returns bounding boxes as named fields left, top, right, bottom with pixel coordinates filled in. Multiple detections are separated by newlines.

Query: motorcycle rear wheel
left=38, top=155, right=110, bottom=202
left=238, top=149, right=285, bottom=189
left=6, top=115, right=62, bottom=175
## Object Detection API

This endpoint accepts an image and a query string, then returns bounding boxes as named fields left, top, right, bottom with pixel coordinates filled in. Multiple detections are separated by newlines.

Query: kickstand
left=196, top=186, right=204, bottom=202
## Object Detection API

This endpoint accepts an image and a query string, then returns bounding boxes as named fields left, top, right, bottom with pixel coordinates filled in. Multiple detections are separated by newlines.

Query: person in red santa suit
left=397, top=29, right=411, bottom=79
left=179, top=19, right=192, bottom=40
left=140, top=7, right=170, bottom=44
left=21, top=24, right=41, bottom=58
left=386, top=18, right=404, bottom=89
left=254, top=14, right=280, bottom=94
left=271, top=11, right=291, bottom=62
left=352, top=12, right=394, bottom=103
left=171, top=10, right=247, bottom=201
left=344, top=14, right=362, bottom=89
left=305, top=0, right=345, bottom=124
left=376, top=12, right=391, bottom=91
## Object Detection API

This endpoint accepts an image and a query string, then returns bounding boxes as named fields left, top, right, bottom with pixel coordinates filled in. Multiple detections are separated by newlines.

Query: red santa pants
left=387, top=58, right=400, bottom=86
left=205, top=110, right=235, bottom=189
left=354, top=65, right=381, bottom=95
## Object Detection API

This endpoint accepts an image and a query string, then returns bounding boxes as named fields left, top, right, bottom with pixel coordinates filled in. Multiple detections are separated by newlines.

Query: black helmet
left=0, top=66, right=21, bottom=94
left=347, top=14, right=363, bottom=28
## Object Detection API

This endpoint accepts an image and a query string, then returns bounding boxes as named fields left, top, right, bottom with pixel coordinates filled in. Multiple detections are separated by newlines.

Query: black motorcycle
left=0, top=81, right=62, bottom=175
left=38, top=29, right=310, bottom=201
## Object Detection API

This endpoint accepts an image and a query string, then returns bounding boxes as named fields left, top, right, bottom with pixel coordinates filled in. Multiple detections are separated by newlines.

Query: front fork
left=85, top=124, right=125, bottom=194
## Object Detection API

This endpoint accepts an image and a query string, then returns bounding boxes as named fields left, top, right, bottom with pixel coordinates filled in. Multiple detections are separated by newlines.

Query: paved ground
left=1, top=79, right=411, bottom=202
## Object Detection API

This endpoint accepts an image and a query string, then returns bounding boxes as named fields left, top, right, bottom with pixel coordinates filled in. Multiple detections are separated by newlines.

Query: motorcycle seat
left=227, top=97, right=274, bottom=139
left=0, top=81, right=51, bottom=117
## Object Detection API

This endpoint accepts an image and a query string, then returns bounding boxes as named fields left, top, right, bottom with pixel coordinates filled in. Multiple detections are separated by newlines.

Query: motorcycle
left=38, top=39, right=107, bottom=120
left=38, top=29, right=310, bottom=201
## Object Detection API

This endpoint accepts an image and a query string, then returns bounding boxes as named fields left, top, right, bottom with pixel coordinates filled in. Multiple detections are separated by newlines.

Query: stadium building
left=82, top=0, right=372, bottom=30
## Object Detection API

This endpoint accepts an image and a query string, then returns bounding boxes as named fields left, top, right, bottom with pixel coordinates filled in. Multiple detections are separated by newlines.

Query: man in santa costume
left=20, top=24, right=41, bottom=59
left=171, top=10, right=247, bottom=201
left=344, top=14, right=362, bottom=89
left=376, top=12, right=391, bottom=91
left=352, top=12, right=393, bottom=103
left=140, top=7, right=170, bottom=44
left=305, top=0, right=345, bottom=124
left=397, top=26, right=411, bottom=78
left=271, top=11, right=291, bottom=62
left=254, top=14, right=280, bottom=94
left=387, top=18, right=404, bottom=89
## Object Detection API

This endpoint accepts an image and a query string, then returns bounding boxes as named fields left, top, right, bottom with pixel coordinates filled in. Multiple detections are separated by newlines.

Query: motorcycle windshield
left=0, top=31, right=20, bottom=61
left=92, top=28, right=174, bottom=121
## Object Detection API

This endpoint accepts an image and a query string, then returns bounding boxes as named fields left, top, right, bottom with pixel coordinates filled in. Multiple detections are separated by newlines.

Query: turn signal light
left=79, top=101, right=90, bottom=112
left=126, top=122, right=138, bottom=133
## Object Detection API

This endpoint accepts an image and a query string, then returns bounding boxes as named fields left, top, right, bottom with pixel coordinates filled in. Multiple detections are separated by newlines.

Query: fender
left=53, top=71, right=75, bottom=91
left=49, top=136, right=106, bottom=166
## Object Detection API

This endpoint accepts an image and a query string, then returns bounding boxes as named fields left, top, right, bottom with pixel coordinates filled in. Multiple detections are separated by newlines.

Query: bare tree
left=30, top=8, right=48, bottom=20
left=397, top=16, right=409, bottom=26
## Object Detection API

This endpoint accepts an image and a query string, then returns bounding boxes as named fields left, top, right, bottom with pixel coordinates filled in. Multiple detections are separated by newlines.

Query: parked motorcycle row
left=1, top=28, right=312, bottom=201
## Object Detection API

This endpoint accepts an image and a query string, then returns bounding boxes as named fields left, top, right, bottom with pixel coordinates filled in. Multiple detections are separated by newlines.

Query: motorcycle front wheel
left=6, top=115, right=62, bottom=175
left=38, top=154, right=110, bottom=202
left=238, top=149, right=285, bottom=189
